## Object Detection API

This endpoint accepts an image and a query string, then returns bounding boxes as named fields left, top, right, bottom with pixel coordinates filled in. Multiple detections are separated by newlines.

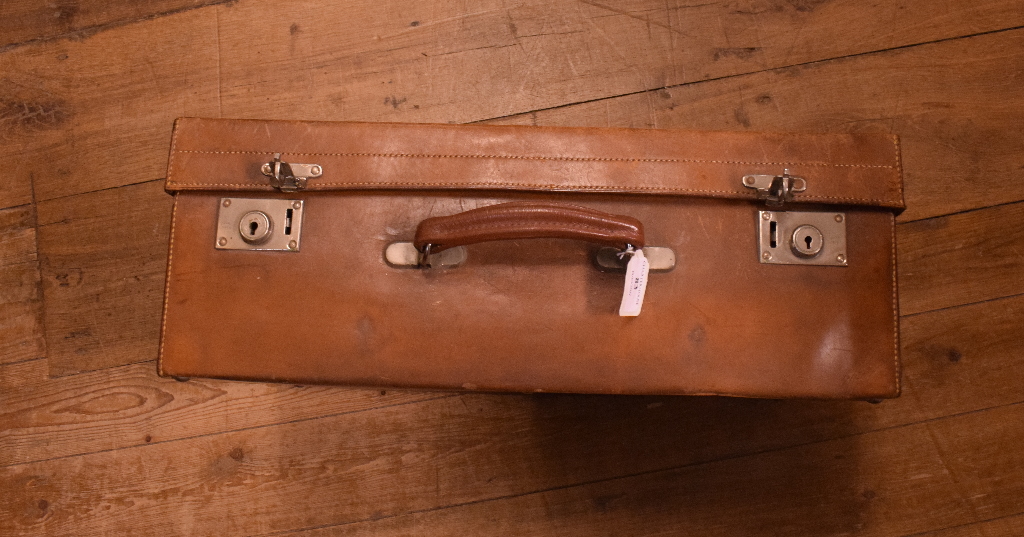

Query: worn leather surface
left=414, top=201, right=645, bottom=253
left=160, top=118, right=903, bottom=398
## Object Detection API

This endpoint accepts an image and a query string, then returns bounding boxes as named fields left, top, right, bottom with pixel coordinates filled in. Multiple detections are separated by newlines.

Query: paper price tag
left=619, top=249, right=649, bottom=317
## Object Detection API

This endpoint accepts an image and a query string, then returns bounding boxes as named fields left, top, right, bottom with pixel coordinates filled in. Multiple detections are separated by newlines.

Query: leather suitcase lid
left=164, top=118, right=904, bottom=211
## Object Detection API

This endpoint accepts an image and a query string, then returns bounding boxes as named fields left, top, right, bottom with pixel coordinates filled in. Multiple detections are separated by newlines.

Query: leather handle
left=414, top=201, right=645, bottom=253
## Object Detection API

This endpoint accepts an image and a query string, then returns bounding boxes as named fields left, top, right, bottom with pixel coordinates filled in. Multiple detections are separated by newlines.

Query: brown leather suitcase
left=158, top=118, right=903, bottom=399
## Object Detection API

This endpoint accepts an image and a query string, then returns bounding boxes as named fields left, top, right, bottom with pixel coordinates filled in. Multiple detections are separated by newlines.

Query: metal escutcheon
left=216, top=198, right=304, bottom=251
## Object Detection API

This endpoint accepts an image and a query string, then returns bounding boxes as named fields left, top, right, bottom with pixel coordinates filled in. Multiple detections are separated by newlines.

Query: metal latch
left=261, top=153, right=322, bottom=192
left=758, top=210, right=847, bottom=266
left=742, top=169, right=806, bottom=208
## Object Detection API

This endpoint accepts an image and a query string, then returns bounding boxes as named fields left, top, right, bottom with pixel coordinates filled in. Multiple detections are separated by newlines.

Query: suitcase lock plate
left=758, top=210, right=847, bottom=266
left=216, top=198, right=304, bottom=251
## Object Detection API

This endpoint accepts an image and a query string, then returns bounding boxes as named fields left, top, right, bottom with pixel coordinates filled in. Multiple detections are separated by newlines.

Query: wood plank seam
left=899, top=512, right=1024, bottom=537
left=0, top=392, right=458, bottom=470
left=3, top=389, right=1018, bottom=493
left=474, top=24, right=1024, bottom=125
left=29, top=163, right=47, bottom=365
left=0, top=356, right=46, bottom=368
left=900, top=290, right=1024, bottom=320
left=922, top=422, right=984, bottom=525
left=0, top=1, right=237, bottom=55
left=898, top=198, right=1024, bottom=226
left=251, top=401, right=1024, bottom=537
left=30, top=177, right=167, bottom=206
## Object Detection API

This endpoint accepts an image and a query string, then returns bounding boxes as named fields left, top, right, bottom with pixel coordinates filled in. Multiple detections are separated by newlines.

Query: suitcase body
left=159, top=118, right=903, bottom=398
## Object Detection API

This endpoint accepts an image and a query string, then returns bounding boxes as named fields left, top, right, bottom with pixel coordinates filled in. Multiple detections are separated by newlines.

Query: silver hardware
left=595, top=246, right=676, bottom=272
left=758, top=211, right=847, bottom=266
left=384, top=242, right=468, bottom=268
left=238, top=211, right=273, bottom=244
left=261, top=153, right=323, bottom=191
left=790, top=225, right=823, bottom=257
left=216, top=198, right=304, bottom=251
left=418, top=243, right=434, bottom=268
left=742, top=169, right=807, bottom=208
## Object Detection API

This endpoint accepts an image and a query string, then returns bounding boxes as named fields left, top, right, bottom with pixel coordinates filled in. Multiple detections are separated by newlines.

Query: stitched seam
left=161, top=181, right=902, bottom=206
left=893, top=135, right=905, bottom=201
left=172, top=149, right=897, bottom=169
left=157, top=196, right=178, bottom=377
left=891, top=211, right=901, bottom=395
left=429, top=222, right=638, bottom=237
left=890, top=134, right=903, bottom=394
left=167, top=120, right=181, bottom=186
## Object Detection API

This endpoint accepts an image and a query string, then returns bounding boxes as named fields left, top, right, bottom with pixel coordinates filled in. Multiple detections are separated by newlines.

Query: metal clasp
left=741, top=169, right=806, bottom=208
left=261, top=153, right=323, bottom=192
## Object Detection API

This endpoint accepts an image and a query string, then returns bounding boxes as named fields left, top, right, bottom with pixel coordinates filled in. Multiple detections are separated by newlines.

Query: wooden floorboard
left=898, top=202, right=1024, bottom=315
left=283, top=405, right=1024, bottom=536
left=914, top=514, right=1024, bottom=537
left=35, top=181, right=173, bottom=376
left=0, top=205, right=44, bottom=365
left=2, top=0, right=1023, bottom=535
left=0, top=0, right=230, bottom=51
left=0, top=358, right=447, bottom=467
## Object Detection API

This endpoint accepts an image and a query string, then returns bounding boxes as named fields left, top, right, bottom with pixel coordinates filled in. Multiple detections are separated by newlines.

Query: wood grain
left=8, top=393, right=1018, bottom=536
left=0, top=0, right=230, bottom=51
left=292, top=407, right=1023, bottom=537
left=0, top=8, right=222, bottom=203
left=0, top=358, right=445, bottom=467
left=928, top=404, right=1024, bottom=523
left=918, top=514, right=1024, bottom=537
left=488, top=28, right=1024, bottom=223
left=36, top=181, right=172, bottom=375
left=898, top=202, right=1024, bottom=316
left=0, top=205, right=44, bottom=364
left=4, top=0, right=1022, bottom=202
left=901, top=294, right=1024, bottom=419
left=0, top=205, right=36, bottom=269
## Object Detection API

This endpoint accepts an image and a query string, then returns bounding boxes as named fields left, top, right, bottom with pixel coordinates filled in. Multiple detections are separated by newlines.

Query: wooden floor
left=3, top=0, right=1024, bottom=535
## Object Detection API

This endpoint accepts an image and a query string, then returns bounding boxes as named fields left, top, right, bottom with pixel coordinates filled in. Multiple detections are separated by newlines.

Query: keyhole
left=790, top=225, right=823, bottom=258
left=249, top=221, right=259, bottom=236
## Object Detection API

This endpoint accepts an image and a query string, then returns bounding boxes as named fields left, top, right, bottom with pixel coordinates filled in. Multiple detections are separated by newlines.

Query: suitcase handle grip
left=413, top=201, right=645, bottom=254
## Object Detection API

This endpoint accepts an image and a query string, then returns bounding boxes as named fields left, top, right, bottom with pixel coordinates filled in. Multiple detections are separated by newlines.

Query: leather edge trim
left=157, top=194, right=178, bottom=378
left=892, top=134, right=906, bottom=214
left=161, top=181, right=905, bottom=209
left=165, top=118, right=182, bottom=192
left=170, top=149, right=899, bottom=169
left=891, top=211, right=902, bottom=397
